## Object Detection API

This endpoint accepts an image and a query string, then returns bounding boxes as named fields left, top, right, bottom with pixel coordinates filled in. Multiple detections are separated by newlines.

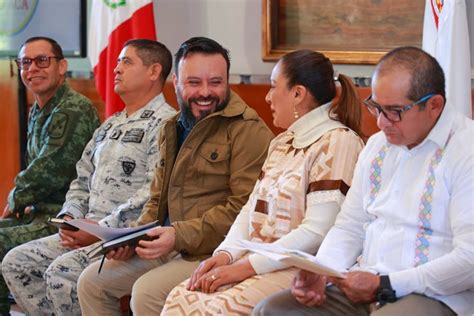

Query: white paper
left=66, top=220, right=159, bottom=241
left=229, top=240, right=346, bottom=279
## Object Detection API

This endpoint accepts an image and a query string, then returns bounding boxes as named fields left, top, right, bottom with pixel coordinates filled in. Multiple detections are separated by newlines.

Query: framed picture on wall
left=262, top=0, right=425, bottom=64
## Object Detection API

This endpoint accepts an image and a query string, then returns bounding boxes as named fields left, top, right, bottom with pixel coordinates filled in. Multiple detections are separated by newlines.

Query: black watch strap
left=377, top=275, right=397, bottom=305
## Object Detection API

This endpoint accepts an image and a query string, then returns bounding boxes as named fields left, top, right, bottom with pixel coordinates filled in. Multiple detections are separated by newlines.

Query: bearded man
left=77, top=36, right=274, bottom=315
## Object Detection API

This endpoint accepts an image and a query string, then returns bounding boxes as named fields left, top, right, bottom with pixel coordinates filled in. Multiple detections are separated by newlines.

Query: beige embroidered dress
left=162, top=102, right=364, bottom=315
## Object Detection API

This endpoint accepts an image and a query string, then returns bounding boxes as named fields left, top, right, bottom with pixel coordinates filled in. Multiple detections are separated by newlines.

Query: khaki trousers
left=253, top=286, right=456, bottom=316
left=77, top=251, right=199, bottom=315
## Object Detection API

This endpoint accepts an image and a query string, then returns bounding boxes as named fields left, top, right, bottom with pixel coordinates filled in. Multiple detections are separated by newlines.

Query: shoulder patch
left=48, top=112, right=69, bottom=139
left=103, top=122, right=113, bottom=131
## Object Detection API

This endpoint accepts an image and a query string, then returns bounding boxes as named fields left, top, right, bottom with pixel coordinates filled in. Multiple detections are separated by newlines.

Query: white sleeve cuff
left=389, top=268, right=423, bottom=297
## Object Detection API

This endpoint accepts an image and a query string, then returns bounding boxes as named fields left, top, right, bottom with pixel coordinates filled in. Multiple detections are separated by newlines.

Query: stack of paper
left=229, top=240, right=346, bottom=278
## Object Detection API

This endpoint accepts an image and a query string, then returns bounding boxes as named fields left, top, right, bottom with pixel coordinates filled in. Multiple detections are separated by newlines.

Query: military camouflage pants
left=2, top=234, right=101, bottom=316
left=0, top=210, right=57, bottom=314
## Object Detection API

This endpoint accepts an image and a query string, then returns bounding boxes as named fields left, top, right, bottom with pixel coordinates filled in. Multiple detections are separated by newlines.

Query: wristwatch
left=376, top=275, right=397, bottom=305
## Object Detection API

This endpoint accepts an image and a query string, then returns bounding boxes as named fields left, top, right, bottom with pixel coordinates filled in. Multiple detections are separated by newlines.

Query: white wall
left=467, top=0, right=474, bottom=79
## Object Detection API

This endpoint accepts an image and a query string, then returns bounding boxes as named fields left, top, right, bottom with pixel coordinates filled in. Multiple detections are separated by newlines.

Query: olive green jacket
left=8, top=83, right=100, bottom=214
left=135, top=91, right=273, bottom=261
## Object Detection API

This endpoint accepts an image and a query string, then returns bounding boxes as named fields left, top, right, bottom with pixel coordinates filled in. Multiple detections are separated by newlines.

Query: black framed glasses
left=363, top=93, right=435, bottom=122
left=15, top=55, right=62, bottom=70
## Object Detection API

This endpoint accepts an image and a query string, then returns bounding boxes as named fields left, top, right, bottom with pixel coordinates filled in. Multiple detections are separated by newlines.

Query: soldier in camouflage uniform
left=2, top=39, right=176, bottom=316
left=0, top=37, right=100, bottom=315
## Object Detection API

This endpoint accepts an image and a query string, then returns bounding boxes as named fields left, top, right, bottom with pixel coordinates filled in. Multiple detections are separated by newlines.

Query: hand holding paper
left=55, top=218, right=100, bottom=249
left=61, top=220, right=161, bottom=259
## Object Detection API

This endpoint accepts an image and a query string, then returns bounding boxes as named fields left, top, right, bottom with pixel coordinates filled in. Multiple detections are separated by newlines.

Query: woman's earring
left=293, top=104, right=299, bottom=119
left=293, top=92, right=300, bottom=119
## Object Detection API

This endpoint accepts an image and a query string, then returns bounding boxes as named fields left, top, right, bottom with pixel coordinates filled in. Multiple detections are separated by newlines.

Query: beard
left=176, top=88, right=230, bottom=128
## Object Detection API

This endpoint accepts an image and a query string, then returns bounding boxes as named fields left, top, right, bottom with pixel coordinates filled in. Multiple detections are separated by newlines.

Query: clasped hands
left=292, top=270, right=380, bottom=307
left=187, top=253, right=256, bottom=294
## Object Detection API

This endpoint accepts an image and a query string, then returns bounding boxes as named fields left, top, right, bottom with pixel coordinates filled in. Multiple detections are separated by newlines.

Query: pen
left=97, top=254, right=106, bottom=274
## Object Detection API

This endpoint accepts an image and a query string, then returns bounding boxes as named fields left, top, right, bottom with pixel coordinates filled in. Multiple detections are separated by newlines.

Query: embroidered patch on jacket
left=48, top=112, right=69, bottom=139
left=140, top=110, right=154, bottom=119
left=122, top=128, right=145, bottom=143
left=103, top=122, right=113, bottom=131
left=120, top=157, right=136, bottom=176
left=109, top=128, right=122, bottom=140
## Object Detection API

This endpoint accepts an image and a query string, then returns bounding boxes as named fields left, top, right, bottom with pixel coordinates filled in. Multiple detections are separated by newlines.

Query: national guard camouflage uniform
left=2, top=93, right=175, bottom=315
left=0, top=82, right=99, bottom=315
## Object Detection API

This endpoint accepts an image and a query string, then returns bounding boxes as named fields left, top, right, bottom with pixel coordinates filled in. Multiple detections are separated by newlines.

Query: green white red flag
left=88, top=0, right=156, bottom=117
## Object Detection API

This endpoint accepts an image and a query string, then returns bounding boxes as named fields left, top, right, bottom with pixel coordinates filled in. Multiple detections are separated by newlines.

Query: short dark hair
left=20, top=36, right=64, bottom=59
left=280, top=49, right=361, bottom=135
left=124, top=39, right=172, bottom=85
left=174, top=37, right=230, bottom=78
left=375, top=46, right=445, bottom=103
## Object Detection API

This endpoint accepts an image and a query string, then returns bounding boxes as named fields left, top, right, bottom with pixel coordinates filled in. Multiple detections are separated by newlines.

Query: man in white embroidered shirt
left=254, top=47, right=473, bottom=316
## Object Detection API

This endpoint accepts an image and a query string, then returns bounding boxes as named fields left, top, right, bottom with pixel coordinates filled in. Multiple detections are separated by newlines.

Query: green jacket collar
left=31, top=82, right=69, bottom=117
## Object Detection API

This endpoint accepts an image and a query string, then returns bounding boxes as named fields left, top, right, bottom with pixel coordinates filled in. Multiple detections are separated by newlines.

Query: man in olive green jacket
left=0, top=37, right=99, bottom=315
left=78, top=37, right=273, bottom=315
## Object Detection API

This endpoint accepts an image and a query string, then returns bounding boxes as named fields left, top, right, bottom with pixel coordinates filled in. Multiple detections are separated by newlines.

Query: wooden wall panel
left=0, top=61, right=20, bottom=208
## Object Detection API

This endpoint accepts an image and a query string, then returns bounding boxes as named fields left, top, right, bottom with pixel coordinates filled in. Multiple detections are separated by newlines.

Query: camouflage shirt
left=57, top=93, right=176, bottom=228
left=8, top=83, right=100, bottom=213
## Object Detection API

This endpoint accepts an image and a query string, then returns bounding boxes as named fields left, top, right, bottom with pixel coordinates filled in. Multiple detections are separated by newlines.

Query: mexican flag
left=88, top=0, right=156, bottom=117
left=422, top=0, right=472, bottom=118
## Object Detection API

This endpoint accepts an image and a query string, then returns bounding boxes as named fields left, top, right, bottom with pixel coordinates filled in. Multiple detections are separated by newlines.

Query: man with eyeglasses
left=2, top=39, right=177, bottom=315
left=0, top=36, right=100, bottom=316
left=254, top=46, right=473, bottom=316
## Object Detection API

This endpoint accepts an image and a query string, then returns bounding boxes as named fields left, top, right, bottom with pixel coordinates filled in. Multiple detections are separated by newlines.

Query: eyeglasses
left=15, top=55, right=62, bottom=70
left=363, top=93, right=435, bottom=122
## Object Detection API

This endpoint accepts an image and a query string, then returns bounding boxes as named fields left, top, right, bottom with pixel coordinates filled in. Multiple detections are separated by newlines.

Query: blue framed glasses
left=363, top=93, right=435, bottom=122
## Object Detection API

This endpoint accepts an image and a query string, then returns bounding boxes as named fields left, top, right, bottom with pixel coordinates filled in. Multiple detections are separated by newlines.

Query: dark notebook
left=47, top=218, right=80, bottom=231
left=87, top=221, right=159, bottom=258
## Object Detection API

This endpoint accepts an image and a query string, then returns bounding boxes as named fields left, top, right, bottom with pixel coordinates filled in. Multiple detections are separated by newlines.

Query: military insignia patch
left=140, top=110, right=154, bottom=119
left=109, top=128, right=122, bottom=140
left=48, top=112, right=69, bottom=139
left=120, top=158, right=136, bottom=176
left=103, top=122, right=113, bottom=131
left=122, top=128, right=145, bottom=143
